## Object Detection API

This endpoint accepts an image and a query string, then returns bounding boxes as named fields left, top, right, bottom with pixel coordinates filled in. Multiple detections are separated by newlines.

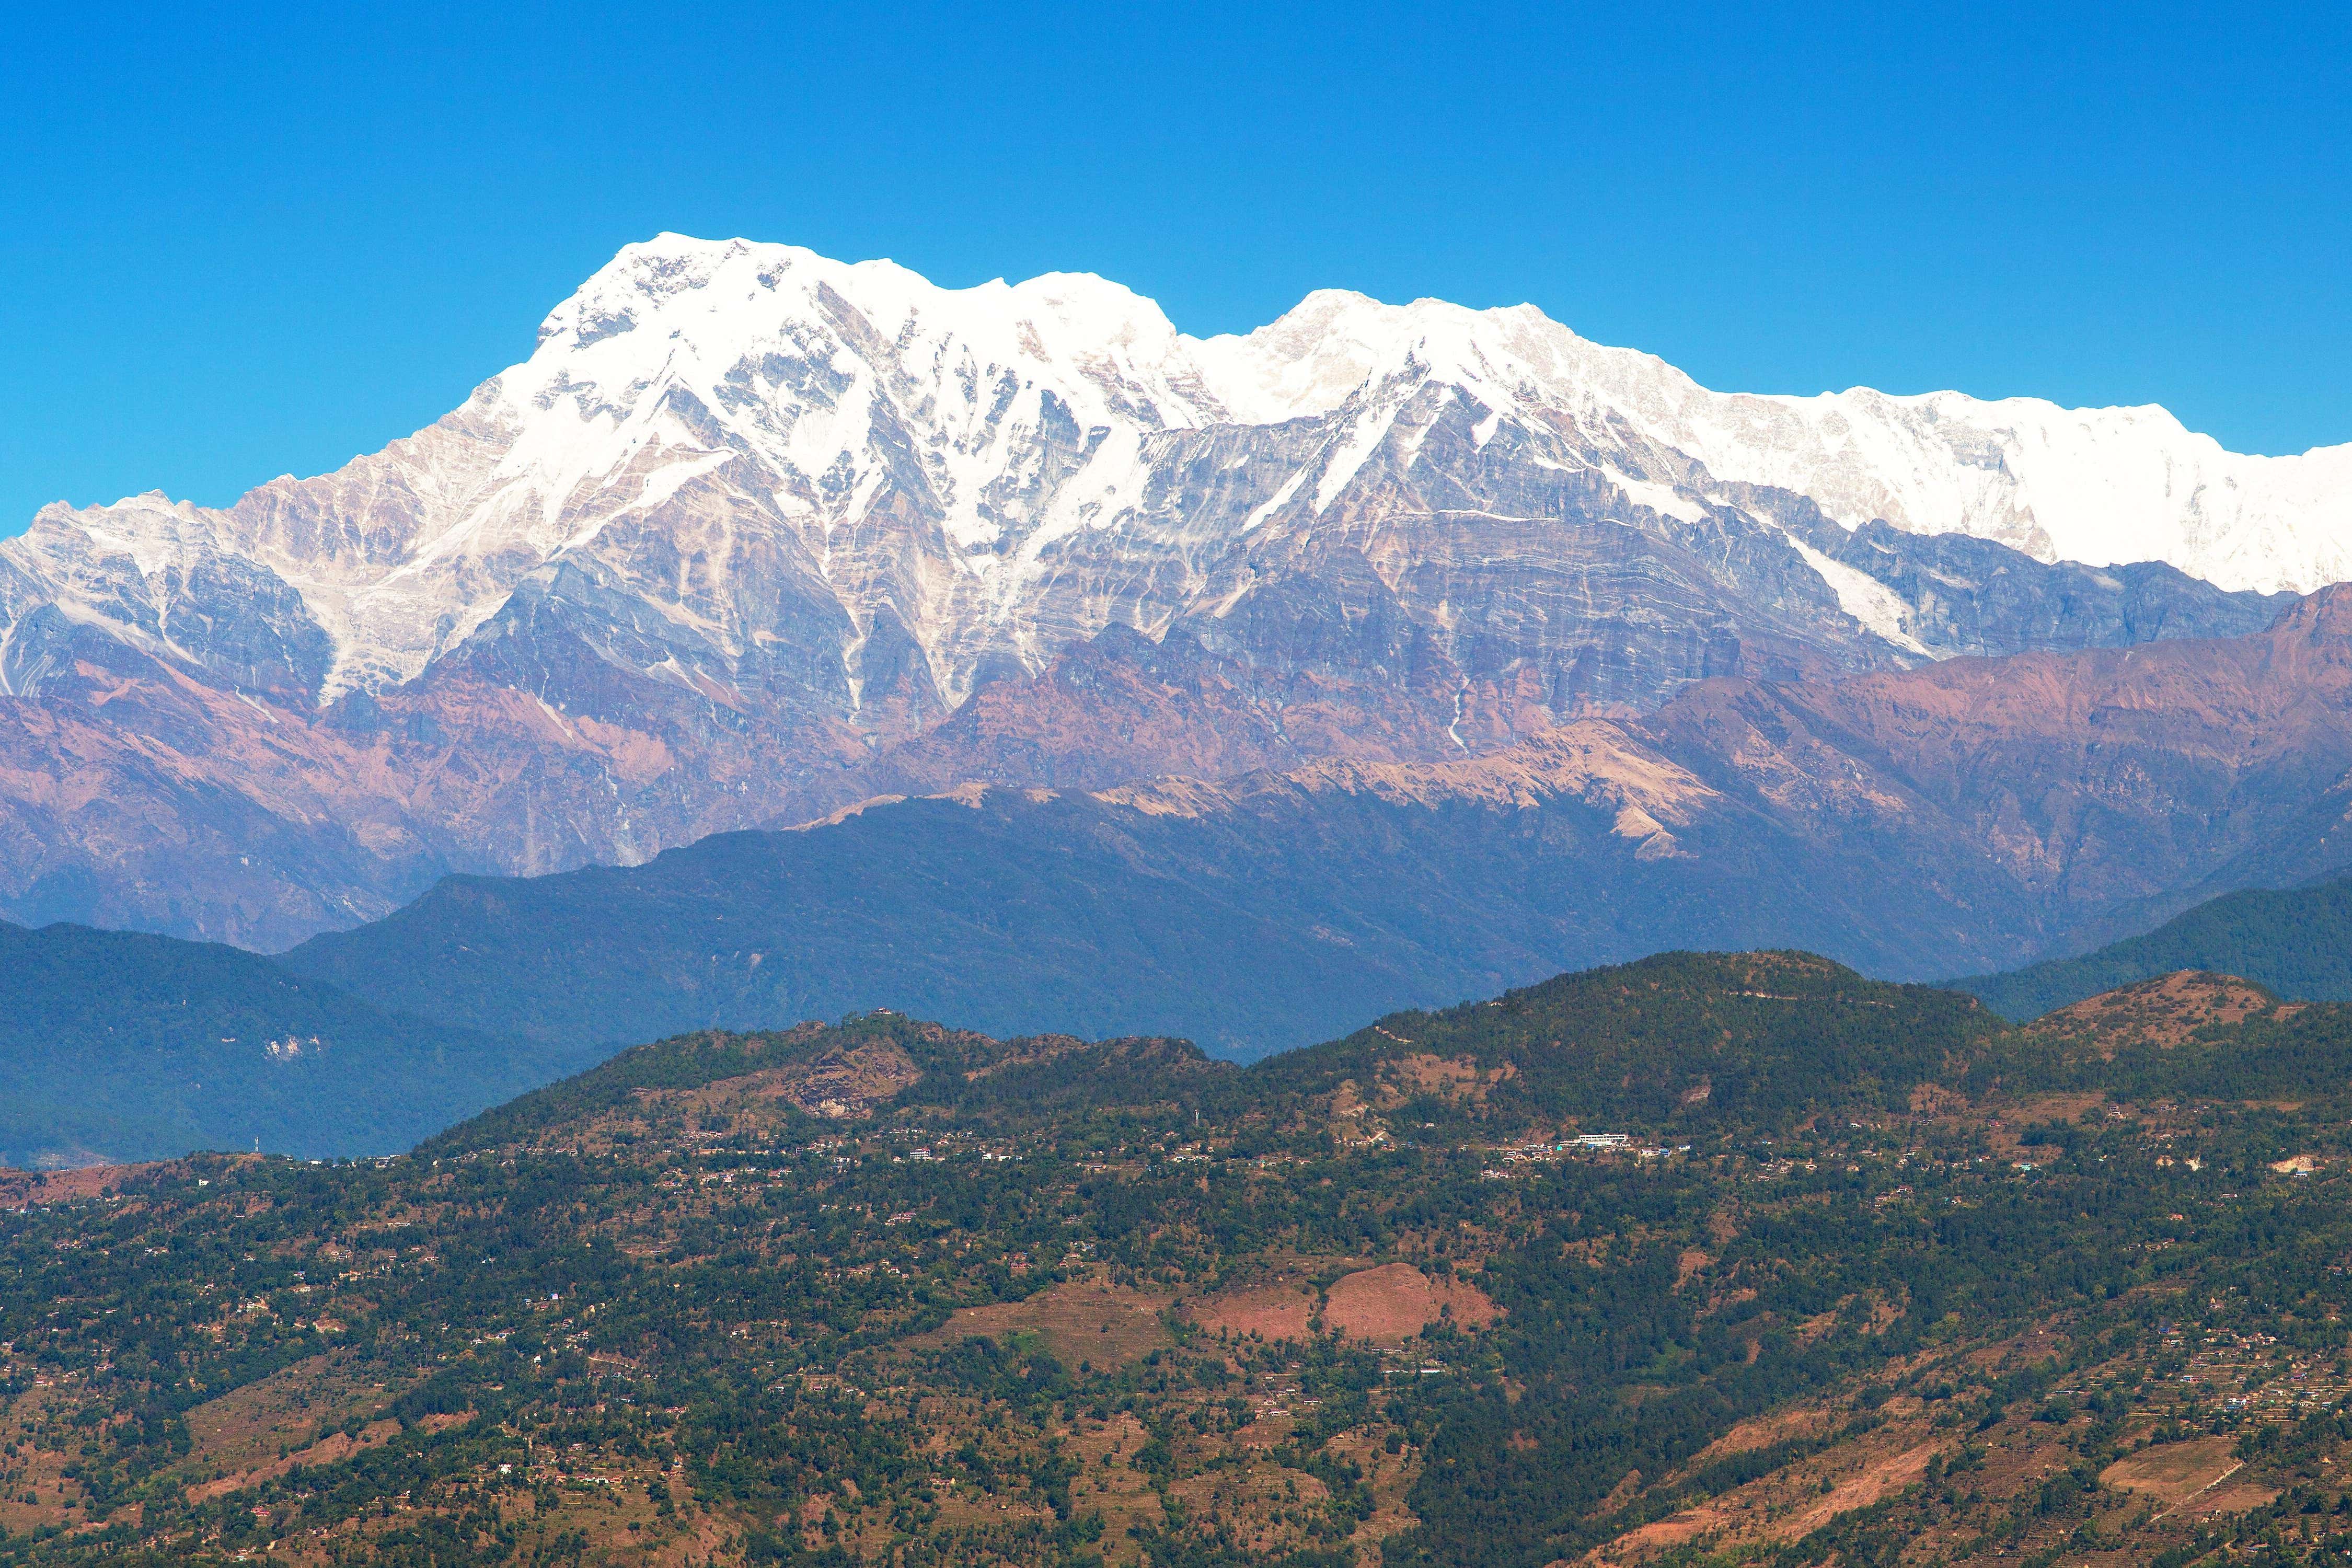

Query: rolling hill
left=5, top=953, right=2352, bottom=1565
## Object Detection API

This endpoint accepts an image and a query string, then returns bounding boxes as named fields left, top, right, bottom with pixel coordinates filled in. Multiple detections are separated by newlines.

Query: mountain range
left=261, top=581, right=2352, bottom=1060
left=25, top=775, right=2352, bottom=1171
left=19, top=543, right=2352, bottom=1157
left=3, top=235, right=2342, bottom=947
left=21, top=235, right=2352, bottom=1568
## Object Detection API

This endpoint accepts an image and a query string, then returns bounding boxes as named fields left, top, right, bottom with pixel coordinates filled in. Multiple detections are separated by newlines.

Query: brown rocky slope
left=281, top=590, right=2352, bottom=1057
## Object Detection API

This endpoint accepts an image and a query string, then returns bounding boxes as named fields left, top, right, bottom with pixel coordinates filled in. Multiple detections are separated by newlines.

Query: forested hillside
left=1953, top=876, right=2352, bottom=1020
left=0, top=921, right=581, bottom=1166
left=4, top=955, right=2352, bottom=1565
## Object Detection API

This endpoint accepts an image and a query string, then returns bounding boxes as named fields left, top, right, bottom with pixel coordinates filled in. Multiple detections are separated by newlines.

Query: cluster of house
left=1481, top=1132, right=1691, bottom=1178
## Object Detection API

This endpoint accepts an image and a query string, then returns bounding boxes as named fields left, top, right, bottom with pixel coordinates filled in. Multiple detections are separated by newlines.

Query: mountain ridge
left=24, top=236, right=2343, bottom=708
left=0, top=234, right=2327, bottom=943
left=1951, top=874, right=2352, bottom=1021
left=0, top=919, right=597, bottom=1166
left=277, top=585, right=2352, bottom=1058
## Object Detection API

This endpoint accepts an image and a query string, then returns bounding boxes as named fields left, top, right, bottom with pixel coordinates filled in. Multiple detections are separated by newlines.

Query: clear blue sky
left=4, top=1, right=2346, bottom=532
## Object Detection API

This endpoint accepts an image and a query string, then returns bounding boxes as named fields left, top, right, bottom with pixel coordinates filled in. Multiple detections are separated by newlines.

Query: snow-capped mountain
left=0, top=235, right=2330, bottom=943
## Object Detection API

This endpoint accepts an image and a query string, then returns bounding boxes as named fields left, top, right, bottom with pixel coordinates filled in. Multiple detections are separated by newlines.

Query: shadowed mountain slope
left=0, top=921, right=597, bottom=1165
left=1949, top=876, right=2352, bottom=1021
left=282, top=589, right=2352, bottom=1059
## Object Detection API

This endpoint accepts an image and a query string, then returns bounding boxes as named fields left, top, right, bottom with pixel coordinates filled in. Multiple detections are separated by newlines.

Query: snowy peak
left=474, top=232, right=2352, bottom=596
left=1681, top=386, right=2352, bottom=595
left=2, top=233, right=2330, bottom=947
left=7, top=231, right=2350, bottom=719
left=480, top=234, right=1246, bottom=580
left=1185, top=287, right=1659, bottom=431
left=520, top=234, right=1213, bottom=428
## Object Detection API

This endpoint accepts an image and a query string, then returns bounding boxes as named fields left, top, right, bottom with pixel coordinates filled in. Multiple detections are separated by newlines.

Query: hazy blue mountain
left=1947, top=876, right=2352, bottom=1021
left=0, top=920, right=602, bottom=1164
left=280, top=587, right=2352, bottom=1061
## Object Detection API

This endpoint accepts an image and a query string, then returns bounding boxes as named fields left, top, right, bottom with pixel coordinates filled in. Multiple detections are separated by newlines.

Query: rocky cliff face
left=281, top=587, right=2352, bottom=1058
left=0, top=236, right=2324, bottom=943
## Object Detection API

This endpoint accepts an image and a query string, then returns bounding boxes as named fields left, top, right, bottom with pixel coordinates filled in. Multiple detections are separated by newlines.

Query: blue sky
left=3, top=1, right=2346, bottom=532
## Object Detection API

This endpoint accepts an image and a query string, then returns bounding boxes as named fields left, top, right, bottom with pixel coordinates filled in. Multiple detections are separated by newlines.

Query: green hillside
left=1249, top=950, right=2005, bottom=1128
left=0, top=921, right=605, bottom=1164
left=1950, top=875, right=2352, bottom=1020
left=7, top=952, right=2352, bottom=1565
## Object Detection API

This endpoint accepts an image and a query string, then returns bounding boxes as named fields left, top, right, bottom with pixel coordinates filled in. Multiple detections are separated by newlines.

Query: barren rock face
left=0, top=236, right=2317, bottom=943
left=259, top=585, right=2352, bottom=1060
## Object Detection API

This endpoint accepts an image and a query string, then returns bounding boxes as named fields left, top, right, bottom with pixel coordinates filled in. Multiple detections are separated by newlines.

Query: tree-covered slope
left=1949, top=875, right=2352, bottom=1020
left=12, top=953, right=2352, bottom=1565
left=275, top=776, right=2047, bottom=1064
left=419, top=1012, right=1226, bottom=1161
left=0, top=920, right=603, bottom=1165
left=1245, top=950, right=2005, bottom=1131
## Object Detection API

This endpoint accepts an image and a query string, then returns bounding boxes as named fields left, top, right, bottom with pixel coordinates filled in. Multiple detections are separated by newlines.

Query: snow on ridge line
left=519, top=233, right=2351, bottom=593
left=583, top=232, right=2350, bottom=450
left=5, top=232, right=2349, bottom=712
left=45, top=233, right=2352, bottom=586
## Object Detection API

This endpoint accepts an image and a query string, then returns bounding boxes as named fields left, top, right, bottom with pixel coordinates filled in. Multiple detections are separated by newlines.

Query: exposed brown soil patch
left=1963, top=1320, right=2070, bottom=1368
left=2192, top=1480, right=2281, bottom=1515
left=2101, top=1436, right=2240, bottom=1504
left=0, top=1159, right=205, bottom=1201
left=1191, top=1279, right=1319, bottom=1343
left=2031, top=971, right=2296, bottom=1054
left=188, top=1419, right=403, bottom=1500
left=1191, top=1264, right=1498, bottom=1346
left=179, top=1353, right=396, bottom=1475
left=960, top=1033, right=1094, bottom=1080
left=1772, top=1439, right=1943, bottom=1537
left=1981, top=1094, right=2106, bottom=1154
left=920, top=1276, right=1175, bottom=1368
left=689, top=1040, right=919, bottom=1120
left=1322, top=1263, right=1496, bottom=1343
left=1908, top=1082, right=1970, bottom=1115
left=1597, top=1469, right=1644, bottom=1511
left=1680, top=1404, right=1835, bottom=1468
left=1592, top=1434, right=1945, bottom=1562
left=1376, top=1054, right=1515, bottom=1109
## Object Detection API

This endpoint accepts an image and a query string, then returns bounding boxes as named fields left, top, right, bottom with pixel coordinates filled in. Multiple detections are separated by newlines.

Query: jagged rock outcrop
left=280, top=588, right=2352, bottom=1057
left=0, top=236, right=2322, bottom=942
